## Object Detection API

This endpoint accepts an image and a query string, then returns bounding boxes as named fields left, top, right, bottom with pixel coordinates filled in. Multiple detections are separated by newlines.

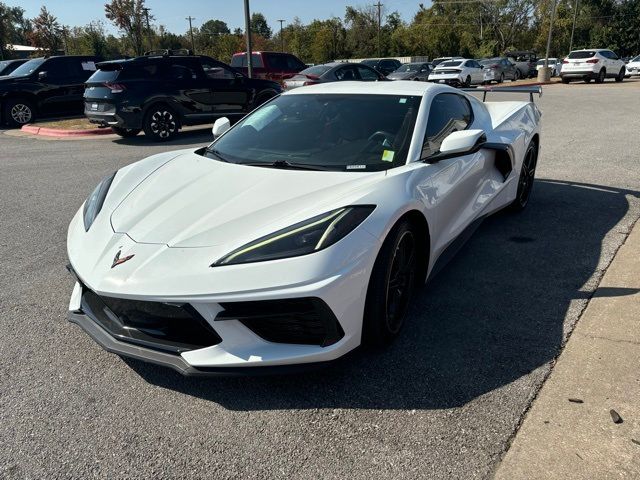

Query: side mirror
left=212, top=117, right=231, bottom=139
left=438, top=129, right=486, bottom=156
left=38, top=71, right=48, bottom=80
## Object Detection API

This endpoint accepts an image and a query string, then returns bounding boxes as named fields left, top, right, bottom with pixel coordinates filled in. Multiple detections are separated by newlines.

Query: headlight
left=213, top=206, right=375, bottom=266
left=83, top=172, right=116, bottom=231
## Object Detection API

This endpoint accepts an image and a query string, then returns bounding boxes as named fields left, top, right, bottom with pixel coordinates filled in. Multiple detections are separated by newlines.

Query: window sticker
left=244, top=104, right=281, bottom=132
left=81, top=61, right=96, bottom=71
left=399, top=98, right=407, bottom=104
left=382, top=150, right=395, bottom=162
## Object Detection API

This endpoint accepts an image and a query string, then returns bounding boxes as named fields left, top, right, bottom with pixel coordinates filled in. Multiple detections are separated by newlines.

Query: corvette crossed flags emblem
left=111, top=249, right=135, bottom=268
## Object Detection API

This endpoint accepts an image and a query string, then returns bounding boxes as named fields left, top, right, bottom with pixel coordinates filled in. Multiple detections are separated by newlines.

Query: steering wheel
left=367, top=130, right=395, bottom=145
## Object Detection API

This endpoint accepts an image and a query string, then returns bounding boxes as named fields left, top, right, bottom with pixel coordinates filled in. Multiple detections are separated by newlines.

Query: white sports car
left=67, top=82, right=542, bottom=376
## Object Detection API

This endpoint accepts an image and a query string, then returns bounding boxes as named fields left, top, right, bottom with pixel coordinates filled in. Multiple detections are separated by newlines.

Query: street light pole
left=143, top=7, right=151, bottom=51
left=544, top=0, right=557, bottom=69
left=244, top=0, right=253, bottom=78
left=186, top=16, right=196, bottom=53
left=374, top=2, right=383, bottom=58
left=277, top=19, right=285, bottom=52
left=569, top=0, right=579, bottom=53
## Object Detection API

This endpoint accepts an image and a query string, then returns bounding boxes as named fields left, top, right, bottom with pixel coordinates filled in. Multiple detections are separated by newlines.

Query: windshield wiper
left=240, top=160, right=329, bottom=171
left=205, top=148, right=233, bottom=163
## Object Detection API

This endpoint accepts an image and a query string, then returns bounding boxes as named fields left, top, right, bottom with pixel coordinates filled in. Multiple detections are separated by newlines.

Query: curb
left=21, top=124, right=113, bottom=137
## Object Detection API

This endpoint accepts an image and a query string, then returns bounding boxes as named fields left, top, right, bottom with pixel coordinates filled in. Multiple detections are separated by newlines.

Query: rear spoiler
left=461, top=86, right=543, bottom=102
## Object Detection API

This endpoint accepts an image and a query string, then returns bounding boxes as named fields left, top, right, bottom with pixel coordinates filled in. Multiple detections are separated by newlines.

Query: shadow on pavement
left=112, top=127, right=212, bottom=147
left=125, top=179, right=639, bottom=410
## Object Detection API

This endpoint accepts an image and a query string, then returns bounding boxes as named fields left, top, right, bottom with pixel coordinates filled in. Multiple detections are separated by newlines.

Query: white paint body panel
left=67, top=81, right=541, bottom=368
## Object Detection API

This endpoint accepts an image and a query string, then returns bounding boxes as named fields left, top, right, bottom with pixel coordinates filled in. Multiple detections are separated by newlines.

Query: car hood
left=110, top=149, right=385, bottom=248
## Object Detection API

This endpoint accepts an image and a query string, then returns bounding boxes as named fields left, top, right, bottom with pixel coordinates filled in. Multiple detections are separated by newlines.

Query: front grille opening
left=216, top=298, right=344, bottom=347
left=81, top=290, right=221, bottom=353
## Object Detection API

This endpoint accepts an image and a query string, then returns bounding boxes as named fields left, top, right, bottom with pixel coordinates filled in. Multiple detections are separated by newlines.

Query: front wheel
left=111, top=126, right=141, bottom=138
left=498, top=73, right=504, bottom=84
left=463, top=75, right=471, bottom=87
left=615, top=68, right=625, bottom=82
left=594, top=69, right=606, bottom=83
left=509, top=141, right=538, bottom=212
left=4, top=98, right=35, bottom=128
left=143, top=104, right=179, bottom=141
left=362, top=220, right=418, bottom=347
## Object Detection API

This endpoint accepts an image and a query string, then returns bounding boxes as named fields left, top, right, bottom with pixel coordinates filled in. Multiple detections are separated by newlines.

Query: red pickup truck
left=230, top=51, right=306, bottom=83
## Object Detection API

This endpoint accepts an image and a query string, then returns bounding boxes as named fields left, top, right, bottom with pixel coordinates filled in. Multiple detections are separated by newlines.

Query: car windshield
left=568, top=51, right=596, bottom=59
left=631, top=55, right=640, bottom=62
left=361, top=60, right=377, bottom=66
left=394, top=63, right=420, bottom=73
left=206, top=94, right=421, bottom=172
left=300, top=65, right=332, bottom=76
left=440, top=61, right=462, bottom=67
left=480, top=58, right=500, bottom=65
left=536, top=59, right=557, bottom=65
left=9, top=58, right=45, bottom=77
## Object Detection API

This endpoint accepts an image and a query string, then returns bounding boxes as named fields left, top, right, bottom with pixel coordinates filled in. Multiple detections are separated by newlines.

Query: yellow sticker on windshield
left=382, top=150, right=395, bottom=162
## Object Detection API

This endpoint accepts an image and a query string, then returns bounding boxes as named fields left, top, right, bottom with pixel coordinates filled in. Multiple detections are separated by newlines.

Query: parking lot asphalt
left=1, top=81, right=640, bottom=479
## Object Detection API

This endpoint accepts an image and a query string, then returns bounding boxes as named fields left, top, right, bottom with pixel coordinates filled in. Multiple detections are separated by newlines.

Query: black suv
left=84, top=49, right=282, bottom=141
left=0, top=55, right=100, bottom=127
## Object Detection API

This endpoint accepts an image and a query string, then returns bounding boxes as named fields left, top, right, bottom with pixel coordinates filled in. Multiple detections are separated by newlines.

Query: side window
left=285, top=55, right=303, bottom=71
left=335, top=66, right=358, bottom=80
left=422, top=93, right=473, bottom=158
left=266, top=54, right=289, bottom=71
left=607, top=51, right=619, bottom=60
left=43, top=59, right=71, bottom=80
left=200, top=58, right=235, bottom=80
left=357, top=65, right=380, bottom=81
left=169, top=59, right=200, bottom=80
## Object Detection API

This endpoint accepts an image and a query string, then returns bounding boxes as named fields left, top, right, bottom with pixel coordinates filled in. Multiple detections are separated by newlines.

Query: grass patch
left=35, top=117, right=103, bottom=130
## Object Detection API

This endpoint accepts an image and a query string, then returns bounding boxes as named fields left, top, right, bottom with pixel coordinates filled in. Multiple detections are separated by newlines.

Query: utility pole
left=374, top=2, right=383, bottom=58
left=143, top=7, right=151, bottom=51
left=544, top=0, right=557, bottom=69
left=277, top=19, right=285, bottom=52
left=569, top=0, right=579, bottom=53
left=244, top=0, right=253, bottom=78
left=186, top=16, right=196, bottom=53
left=479, top=14, right=483, bottom=40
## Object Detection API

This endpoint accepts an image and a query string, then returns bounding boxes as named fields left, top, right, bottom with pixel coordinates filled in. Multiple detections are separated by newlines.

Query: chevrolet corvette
left=67, top=81, right=542, bottom=375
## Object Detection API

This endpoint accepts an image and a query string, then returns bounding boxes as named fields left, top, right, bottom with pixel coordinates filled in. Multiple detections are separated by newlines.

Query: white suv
left=560, top=49, right=626, bottom=83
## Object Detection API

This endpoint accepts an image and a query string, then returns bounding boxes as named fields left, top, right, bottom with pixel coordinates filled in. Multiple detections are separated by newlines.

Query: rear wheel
left=362, top=220, right=419, bottom=347
left=463, top=75, right=471, bottom=87
left=498, top=73, right=504, bottom=84
left=514, top=70, right=521, bottom=81
left=111, top=126, right=141, bottom=138
left=509, top=141, right=538, bottom=212
left=594, top=69, right=606, bottom=83
left=143, top=104, right=179, bottom=141
left=615, top=68, right=625, bottom=82
left=4, top=98, right=35, bottom=128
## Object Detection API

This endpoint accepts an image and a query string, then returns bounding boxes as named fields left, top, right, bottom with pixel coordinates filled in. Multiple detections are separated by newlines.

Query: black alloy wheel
left=363, top=220, right=419, bottom=346
left=143, top=105, right=178, bottom=141
left=4, top=98, right=35, bottom=127
left=509, top=141, right=538, bottom=211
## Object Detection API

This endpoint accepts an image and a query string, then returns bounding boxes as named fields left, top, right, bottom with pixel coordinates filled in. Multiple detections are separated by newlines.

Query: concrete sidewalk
left=494, top=221, right=640, bottom=479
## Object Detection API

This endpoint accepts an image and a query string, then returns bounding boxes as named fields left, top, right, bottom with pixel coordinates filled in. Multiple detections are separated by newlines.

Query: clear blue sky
left=14, top=0, right=426, bottom=35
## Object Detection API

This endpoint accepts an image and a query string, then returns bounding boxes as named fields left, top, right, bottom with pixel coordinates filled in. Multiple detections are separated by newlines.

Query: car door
left=166, top=58, right=215, bottom=120
left=356, top=65, right=382, bottom=81
left=37, top=57, right=86, bottom=115
left=200, top=57, right=250, bottom=116
left=468, top=61, right=483, bottom=84
left=334, top=65, right=359, bottom=81
left=419, top=93, right=491, bottom=257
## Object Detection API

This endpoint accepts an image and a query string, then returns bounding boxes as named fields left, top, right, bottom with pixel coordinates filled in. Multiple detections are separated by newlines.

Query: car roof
left=283, top=79, right=452, bottom=97
left=571, top=48, right=608, bottom=52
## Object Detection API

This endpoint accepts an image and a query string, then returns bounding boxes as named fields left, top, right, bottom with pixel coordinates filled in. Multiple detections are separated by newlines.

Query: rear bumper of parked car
left=428, top=73, right=463, bottom=85
left=84, top=101, right=143, bottom=129
left=560, top=70, right=598, bottom=79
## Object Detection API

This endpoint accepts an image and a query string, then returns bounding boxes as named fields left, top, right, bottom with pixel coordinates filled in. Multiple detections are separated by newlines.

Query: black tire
left=509, top=141, right=538, bottom=212
left=615, top=68, right=625, bottom=82
left=594, top=69, right=606, bottom=84
left=3, top=98, right=35, bottom=128
left=514, top=70, right=521, bottom=81
left=463, top=75, right=471, bottom=87
left=584, top=77, right=592, bottom=83
left=142, top=104, right=179, bottom=141
left=561, top=77, right=570, bottom=84
left=498, top=73, right=504, bottom=84
left=362, top=220, right=419, bottom=347
left=111, top=126, right=141, bottom=138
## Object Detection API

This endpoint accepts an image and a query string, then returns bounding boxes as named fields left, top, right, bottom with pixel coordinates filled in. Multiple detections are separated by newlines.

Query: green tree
left=28, top=6, right=62, bottom=55
left=105, top=0, right=149, bottom=56
left=250, top=12, right=272, bottom=39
